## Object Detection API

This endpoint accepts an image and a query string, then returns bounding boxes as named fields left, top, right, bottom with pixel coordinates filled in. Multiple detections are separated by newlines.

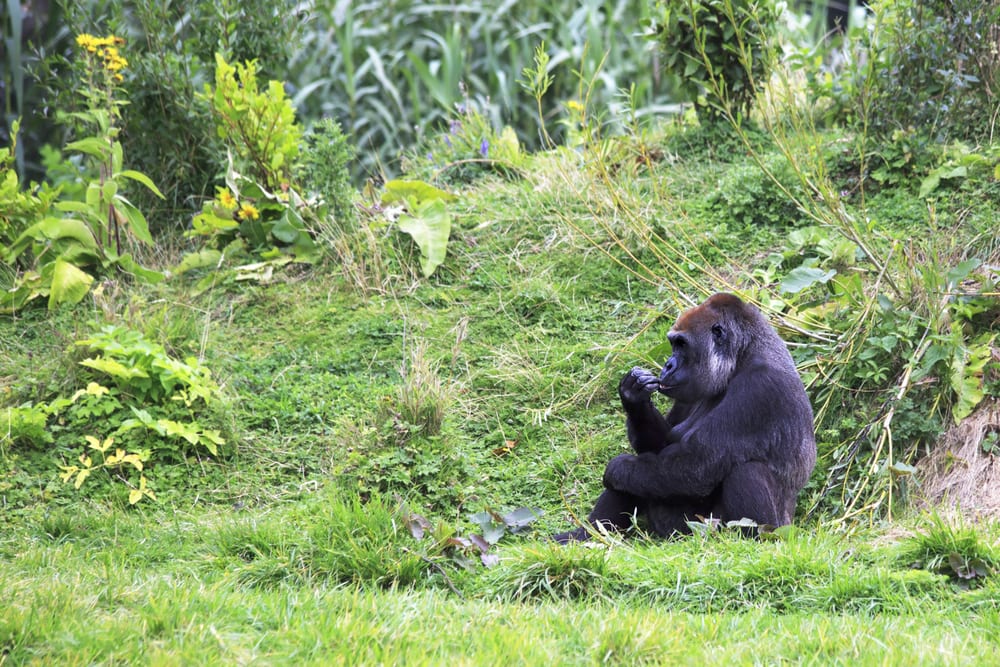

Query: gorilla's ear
left=711, top=323, right=725, bottom=342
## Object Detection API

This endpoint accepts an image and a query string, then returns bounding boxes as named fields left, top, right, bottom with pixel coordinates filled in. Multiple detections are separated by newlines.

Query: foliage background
left=2, top=0, right=1000, bottom=662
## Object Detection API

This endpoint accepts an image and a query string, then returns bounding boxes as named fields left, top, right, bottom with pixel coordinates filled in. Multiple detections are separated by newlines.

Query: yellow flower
left=76, top=33, right=98, bottom=50
left=237, top=203, right=260, bottom=221
left=76, top=34, right=128, bottom=73
left=217, top=189, right=237, bottom=209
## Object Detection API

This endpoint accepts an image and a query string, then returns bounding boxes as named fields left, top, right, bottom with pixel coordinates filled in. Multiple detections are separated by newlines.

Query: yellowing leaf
left=74, top=468, right=91, bottom=489
left=121, top=454, right=143, bottom=471
left=49, top=258, right=95, bottom=310
left=87, top=435, right=113, bottom=453
left=86, top=382, right=110, bottom=396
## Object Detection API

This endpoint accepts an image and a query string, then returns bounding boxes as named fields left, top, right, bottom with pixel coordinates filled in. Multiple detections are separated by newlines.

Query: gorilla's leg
left=715, top=461, right=785, bottom=526
left=646, top=498, right=714, bottom=537
left=552, top=489, right=646, bottom=543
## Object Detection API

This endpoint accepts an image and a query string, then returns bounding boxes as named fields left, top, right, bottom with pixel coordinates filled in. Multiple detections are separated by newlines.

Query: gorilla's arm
left=605, top=370, right=793, bottom=500
left=603, top=438, right=732, bottom=499
left=619, top=367, right=672, bottom=454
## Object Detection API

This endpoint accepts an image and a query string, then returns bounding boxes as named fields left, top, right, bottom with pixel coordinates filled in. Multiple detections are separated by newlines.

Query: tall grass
left=289, top=0, right=674, bottom=180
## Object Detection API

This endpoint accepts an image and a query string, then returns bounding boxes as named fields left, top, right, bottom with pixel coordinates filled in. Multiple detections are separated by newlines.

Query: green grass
left=3, top=90, right=1000, bottom=662
left=3, top=499, right=1000, bottom=664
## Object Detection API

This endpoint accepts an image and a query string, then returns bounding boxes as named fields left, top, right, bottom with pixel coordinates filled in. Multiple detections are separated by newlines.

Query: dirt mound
left=917, top=398, right=1000, bottom=517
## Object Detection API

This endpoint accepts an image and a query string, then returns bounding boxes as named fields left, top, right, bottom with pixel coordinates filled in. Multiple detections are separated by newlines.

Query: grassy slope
left=3, top=127, right=1000, bottom=663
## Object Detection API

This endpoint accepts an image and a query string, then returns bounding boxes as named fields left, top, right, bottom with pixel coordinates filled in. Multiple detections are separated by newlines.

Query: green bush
left=2, top=323, right=227, bottom=504
left=705, top=152, right=804, bottom=226
left=647, top=0, right=780, bottom=121
left=861, top=0, right=1000, bottom=143
left=296, top=118, right=358, bottom=234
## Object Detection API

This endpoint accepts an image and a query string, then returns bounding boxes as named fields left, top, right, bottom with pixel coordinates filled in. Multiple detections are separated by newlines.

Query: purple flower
left=479, top=138, right=489, bottom=158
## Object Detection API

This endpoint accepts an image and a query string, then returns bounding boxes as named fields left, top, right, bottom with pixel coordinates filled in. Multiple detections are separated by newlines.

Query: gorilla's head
left=658, top=293, right=772, bottom=402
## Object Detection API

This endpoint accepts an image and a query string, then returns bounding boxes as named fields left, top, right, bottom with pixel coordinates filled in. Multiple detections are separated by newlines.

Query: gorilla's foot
left=551, top=526, right=591, bottom=544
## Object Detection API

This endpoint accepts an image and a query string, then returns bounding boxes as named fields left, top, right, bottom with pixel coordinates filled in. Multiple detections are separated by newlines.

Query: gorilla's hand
left=618, top=367, right=660, bottom=406
left=602, top=453, right=635, bottom=492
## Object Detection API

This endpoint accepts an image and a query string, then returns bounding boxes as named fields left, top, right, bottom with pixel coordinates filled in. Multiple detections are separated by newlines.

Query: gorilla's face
left=658, top=296, right=741, bottom=403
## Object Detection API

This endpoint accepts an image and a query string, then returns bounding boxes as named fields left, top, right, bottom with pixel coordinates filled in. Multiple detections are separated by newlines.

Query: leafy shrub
left=2, top=323, right=227, bottom=503
left=704, top=153, right=804, bottom=226
left=861, top=0, right=1000, bottom=144
left=0, top=122, right=59, bottom=252
left=183, top=55, right=322, bottom=268
left=41, top=0, right=304, bottom=229
left=204, top=54, right=301, bottom=191
left=647, top=0, right=780, bottom=121
left=295, top=118, right=358, bottom=235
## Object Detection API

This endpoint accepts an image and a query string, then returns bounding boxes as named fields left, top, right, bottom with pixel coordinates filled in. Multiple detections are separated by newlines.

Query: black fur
left=555, top=293, right=816, bottom=542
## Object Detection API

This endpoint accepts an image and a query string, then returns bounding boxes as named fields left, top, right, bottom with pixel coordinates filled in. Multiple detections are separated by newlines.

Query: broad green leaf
left=191, top=210, right=239, bottom=235
left=780, top=266, right=836, bottom=294
left=14, top=216, right=97, bottom=248
left=271, top=215, right=305, bottom=244
left=102, top=180, right=118, bottom=202
left=173, top=249, right=223, bottom=275
left=54, top=201, right=98, bottom=215
left=116, top=253, right=166, bottom=284
left=66, top=137, right=111, bottom=161
left=946, top=258, right=981, bottom=289
left=113, top=198, right=154, bottom=245
left=48, top=258, right=94, bottom=309
left=118, top=169, right=165, bottom=199
left=80, top=356, right=150, bottom=380
left=397, top=199, right=451, bottom=277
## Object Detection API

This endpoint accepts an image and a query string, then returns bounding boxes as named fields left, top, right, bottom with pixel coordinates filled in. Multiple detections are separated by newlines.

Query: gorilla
left=555, top=293, right=815, bottom=541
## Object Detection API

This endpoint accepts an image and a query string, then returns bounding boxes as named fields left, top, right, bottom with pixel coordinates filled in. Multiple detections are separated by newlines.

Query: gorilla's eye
left=711, top=324, right=725, bottom=340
